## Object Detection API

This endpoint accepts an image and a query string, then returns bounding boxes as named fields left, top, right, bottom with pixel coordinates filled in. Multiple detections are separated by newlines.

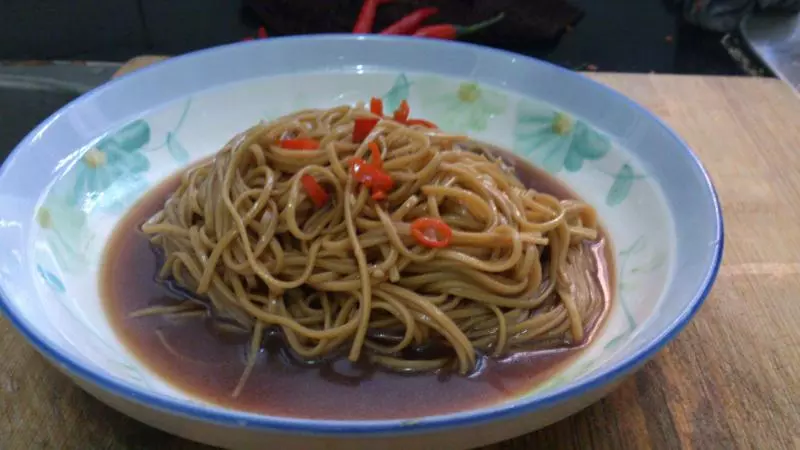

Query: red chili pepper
left=370, top=97, right=384, bottom=116
left=410, top=217, right=453, bottom=248
left=280, top=138, right=320, bottom=150
left=413, top=12, right=505, bottom=40
left=353, top=0, right=392, bottom=33
left=405, top=118, right=438, bottom=129
left=241, top=26, right=268, bottom=42
left=301, top=175, right=329, bottom=208
left=353, top=117, right=379, bottom=142
left=380, top=7, right=439, bottom=35
left=393, top=99, right=410, bottom=122
left=368, top=141, right=383, bottom=169
left=349, top=158, right=394, bottom=199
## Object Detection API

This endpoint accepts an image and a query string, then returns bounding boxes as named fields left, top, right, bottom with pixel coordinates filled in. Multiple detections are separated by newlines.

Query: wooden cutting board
left=2, top=58, right=799, bottom=449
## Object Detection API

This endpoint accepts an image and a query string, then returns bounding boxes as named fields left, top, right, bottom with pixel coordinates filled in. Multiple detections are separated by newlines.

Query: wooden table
left=2, top=63, right=799, bottom=449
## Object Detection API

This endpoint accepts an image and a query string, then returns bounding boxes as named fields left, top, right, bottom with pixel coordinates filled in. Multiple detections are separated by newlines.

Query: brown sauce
left=101, top=150, right=614, bottom=420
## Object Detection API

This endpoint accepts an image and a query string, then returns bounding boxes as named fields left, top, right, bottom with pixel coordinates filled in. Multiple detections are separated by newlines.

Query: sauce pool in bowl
left=101, top=148, right=614, bottom=420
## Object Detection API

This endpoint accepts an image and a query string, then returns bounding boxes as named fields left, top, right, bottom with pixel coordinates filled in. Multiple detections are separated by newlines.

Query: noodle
left=139, top=103, right=604, bottom=394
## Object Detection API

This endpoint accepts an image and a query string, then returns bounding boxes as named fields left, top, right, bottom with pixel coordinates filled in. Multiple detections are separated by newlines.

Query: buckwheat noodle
left=139, top=104, right=604, bottom=396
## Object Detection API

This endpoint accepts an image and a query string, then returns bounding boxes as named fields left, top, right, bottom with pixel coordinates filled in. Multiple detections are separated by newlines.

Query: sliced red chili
left=405, top=118, right=438, bottom=129
left=301, top=174, right=329, bottom=208
left=368, top=141, right=383, bottom=169
left=280, top=138, right=320, bottom=150
left=410, top=217, right=453, bottom=248
left=393, top=99, right=410, bottom=122
left=370, top=97, right=384, bottom=116
left=349, top=158, right=394, bottom=198
left=353, top=117, right=379, bottom=142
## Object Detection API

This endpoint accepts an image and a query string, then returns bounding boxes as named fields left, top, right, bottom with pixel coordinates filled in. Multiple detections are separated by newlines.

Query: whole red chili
left=353, top=0, right=392, bottom=33
left=241, top=26, right=268, bottom=42
left=413, top=12, right=505, bottom=40
left=380, top=7, right=439, bottom=35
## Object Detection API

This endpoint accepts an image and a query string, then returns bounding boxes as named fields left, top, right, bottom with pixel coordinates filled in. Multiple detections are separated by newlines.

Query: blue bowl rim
left=0, top=34, right=724, bottom=435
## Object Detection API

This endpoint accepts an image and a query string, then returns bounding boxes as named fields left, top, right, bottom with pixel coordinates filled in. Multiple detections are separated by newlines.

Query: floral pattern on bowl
left=27, top=70, right=672, bottom=408
left=415, top=76, right=508, bottom=132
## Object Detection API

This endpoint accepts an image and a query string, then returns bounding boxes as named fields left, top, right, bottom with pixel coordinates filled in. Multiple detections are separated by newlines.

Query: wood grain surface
left=2, top=62, right=799, bottom=449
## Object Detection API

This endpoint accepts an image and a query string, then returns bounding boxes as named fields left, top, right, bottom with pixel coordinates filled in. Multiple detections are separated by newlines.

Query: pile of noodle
left=138, top=103, right=604, bottom=395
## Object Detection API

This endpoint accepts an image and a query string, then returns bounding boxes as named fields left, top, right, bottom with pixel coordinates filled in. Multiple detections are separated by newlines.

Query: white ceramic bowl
left=0, top=36, right=722, bottom=450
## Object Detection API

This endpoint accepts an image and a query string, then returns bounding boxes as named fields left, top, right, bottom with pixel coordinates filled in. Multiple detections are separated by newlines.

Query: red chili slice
left=280, top=138, right=320, bottom=150
left=349, top=157, right=394, bottom=199
left=393, top=99, right=410, bottom=122
left=353, top=117, right=379, bottom=143
left=410, top=217, right=453, bottom=248
left=300, top=174, right=329, bottom=208
left=405, top=118, right=438, bottom=129
left=368, top=141, right=383, bottom=169
left=370, top=97, right=384, bottom=116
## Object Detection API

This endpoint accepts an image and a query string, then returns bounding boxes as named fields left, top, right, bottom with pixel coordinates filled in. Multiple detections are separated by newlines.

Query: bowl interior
left=0, top=37, right=720, bottom=429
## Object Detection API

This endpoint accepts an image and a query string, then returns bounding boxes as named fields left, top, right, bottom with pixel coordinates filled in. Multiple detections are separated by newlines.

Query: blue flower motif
left=514, top=100, right=611, bottom=174
left=68, top=120, right=152, bottom=212
left=416, top=78, right=507, bottom=132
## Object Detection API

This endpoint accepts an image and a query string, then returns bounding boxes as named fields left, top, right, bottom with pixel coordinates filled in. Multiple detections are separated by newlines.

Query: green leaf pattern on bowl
left=35, top=98, right=194, bottom=276
left=32, top=98, right=196, bottom=389
left=30, top=73, right=667, bottom=398
left=382, top=74, right=412, bottom=114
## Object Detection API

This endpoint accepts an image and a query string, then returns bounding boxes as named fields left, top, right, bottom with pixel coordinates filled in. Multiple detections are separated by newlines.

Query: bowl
left=0, top=36, right=722, bottom=450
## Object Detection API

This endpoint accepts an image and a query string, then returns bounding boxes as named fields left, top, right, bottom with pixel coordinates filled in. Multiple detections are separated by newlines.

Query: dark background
left=0, top=0, right=745, bottom=75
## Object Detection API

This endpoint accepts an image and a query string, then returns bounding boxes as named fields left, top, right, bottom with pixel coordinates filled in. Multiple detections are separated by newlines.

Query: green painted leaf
left=632, top=252, right=667, bottom=274
left=540, top=137, right=571, bottom=174
left=97, top=174, right=149, bottom=213
left=515, top=133, right=553, bottom=158
left=572, top=122, right=611, bottom=160
left=604, top=331, right=630, bottom=351
left=621, top=235, right=646, bottom=257
left=126, top=151, right=151, bottom=174
left=564, top=148, right=584, bottom=172
left=68, top=168, right=89, bottom=207
left=100, top=120, right=151, bottom=152
left=37, top=265, right=65, bottom=293
left=166, top=132, right=189, bottom=164
left=606, top=163, right=635, bottom=206
left=172, top=99, right=192, bottom=133
left=382, top=74, right=411, bottom=113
